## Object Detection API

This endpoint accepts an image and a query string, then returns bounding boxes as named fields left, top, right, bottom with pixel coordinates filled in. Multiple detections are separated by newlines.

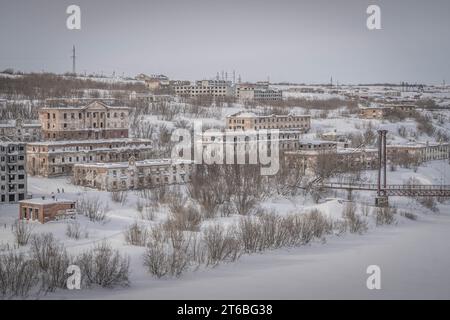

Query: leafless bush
left=375, top=206, right=396, bottom=225
left=202, top=224, right=241, bottom=266
left=237, top=209, right=332, bottom=253
left=12, top=220, right=33, bottom=246
left=143, top=242, right=171, bottom=278
left=65, top=221, right=87, bottom=240
left=139, top=205, right=157, bottom=221
left=144, top=225, right=192, bottom=278
left=124, top=222, right=149, bottom=246
left=76, top=195, right=107, bottom=223
left=400, top=211, right=417, bottom=220
left=110, top=191, right=128, bottom=204
left=136, top=199, right=144, bottom=213
left=216, top=201, right=236, bottom=218
left=76, top=242, right=130, bottom=288
left=417, top=197, right=439, bottom=213
left=342, top=203, right=368, bottom=234
left=30, top=233, right=72, bottom=292
left=0, top=252, right=39, bottom=299
left=166, top=203, right=203, bottom=232
left=413, top=112, right=435, bottom=136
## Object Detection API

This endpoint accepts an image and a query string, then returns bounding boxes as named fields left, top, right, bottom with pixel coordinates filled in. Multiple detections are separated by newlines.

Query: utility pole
left=71, top=45, right=76, bottom=74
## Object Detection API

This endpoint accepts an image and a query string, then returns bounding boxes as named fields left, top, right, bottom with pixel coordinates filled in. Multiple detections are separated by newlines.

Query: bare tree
left=12, top=220, right=34, bottom=246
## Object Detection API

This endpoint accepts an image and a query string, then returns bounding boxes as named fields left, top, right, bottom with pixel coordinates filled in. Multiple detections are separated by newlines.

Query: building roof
left=74, top=158, right=192, bottom=169
left=40, top=100, right=128, bottom=110
left=228, top=111, right=310, bottom=119
left=19, top=198, right=75, bottom=205
left=27, top=138, right=152, bottom=147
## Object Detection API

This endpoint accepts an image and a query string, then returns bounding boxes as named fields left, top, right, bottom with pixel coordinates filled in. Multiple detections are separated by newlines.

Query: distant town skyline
left=1, top=0, right=449, bottom=84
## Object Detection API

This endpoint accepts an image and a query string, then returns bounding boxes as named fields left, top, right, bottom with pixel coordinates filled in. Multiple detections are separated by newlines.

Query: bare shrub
left=139, top=205, right=157, bottom=221
left=143, top=242, right=171, bottom=278
left=76, top=242, right=130, bottom=288
left=124, top=222, right=149, bottom=246
left=136, top=199, right=144, bottom=213
left=202, top=224, right=241, bottom=266
left=342, top=203, right=368, bottom=234
left=144, top=225, right=192, bottom=278
left=12, top=220, right=33, bottom=246
left=0, top=252, right=39, bottom=298
left=303, top=209, right=334, bottom=239
left=110, top=191, right=128, bottom=204
left=400, top=211, right=417, bottom=220
left=418, top=197, right=439, bottom=213
left=76, top=195, right=107, bottom=223
left=65, top=221, right=87, bottom=240
left=218, top=201, right=235, bottom=217
left=236, top=209, right=332, bottom=253
left=236, top=216, right=262, bottom=253
left=30, top=233, right=72, bottom=292
left=166, top=203, right=203, bottom=232
left=375, top=206, right=396, bottom=226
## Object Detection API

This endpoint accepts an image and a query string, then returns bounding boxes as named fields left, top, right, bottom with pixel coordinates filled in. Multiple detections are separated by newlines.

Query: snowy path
left=57, top=212, right=450, bottom=300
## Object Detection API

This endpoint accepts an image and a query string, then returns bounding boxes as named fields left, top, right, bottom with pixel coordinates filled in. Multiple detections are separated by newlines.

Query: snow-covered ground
left=1, top=160, right=450, bottom=299
left=62, top=212, right=450, bottom=299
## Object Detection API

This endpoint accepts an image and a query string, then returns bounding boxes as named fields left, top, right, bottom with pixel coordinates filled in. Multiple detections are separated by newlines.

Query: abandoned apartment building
left=198, top=129, right=307, bottom=155
left=27, top=100, right=153, bottom=177
left=39, top=100, right=129, bottom=140
left=26, top=138, right=153, bottom=177
left=0, top=140, right=27, bottom=203
left=73, top=157, right=193, bottom=191
left=226, top=111, right=311, bottom=132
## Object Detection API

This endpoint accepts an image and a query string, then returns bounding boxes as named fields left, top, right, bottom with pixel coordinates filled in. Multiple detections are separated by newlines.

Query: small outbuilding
left=19, top=197, right=76, bottom=224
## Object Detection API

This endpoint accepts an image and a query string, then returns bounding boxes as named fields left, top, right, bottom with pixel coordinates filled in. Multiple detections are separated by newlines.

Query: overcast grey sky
left=0, top=0, right=449, bottom=84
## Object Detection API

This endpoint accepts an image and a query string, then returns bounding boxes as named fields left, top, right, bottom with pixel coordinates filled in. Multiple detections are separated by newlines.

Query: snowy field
left=1, top=159, right=450, bottom=299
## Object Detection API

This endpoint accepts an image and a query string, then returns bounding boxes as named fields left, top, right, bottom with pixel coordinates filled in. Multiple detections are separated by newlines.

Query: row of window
left=0, top=145, right=25, bottom=152
left=0, top=193, right=25, bottom=203
left=47, top=111, right=126, bottom=120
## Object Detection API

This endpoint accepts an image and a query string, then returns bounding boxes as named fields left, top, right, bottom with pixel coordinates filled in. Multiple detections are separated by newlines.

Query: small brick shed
left=19, top=197, right=76, bottom=224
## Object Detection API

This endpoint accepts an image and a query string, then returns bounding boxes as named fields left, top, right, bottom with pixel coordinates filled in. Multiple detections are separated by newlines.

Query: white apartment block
left=174, top=80, right=233, bottom=97
left=235, top=83, right=282, bottom=102
left=1, top=141, right=27, bottom=204
left=73, top=157, right=193, bottom=191
left=226, top=111, right=311, bottom=132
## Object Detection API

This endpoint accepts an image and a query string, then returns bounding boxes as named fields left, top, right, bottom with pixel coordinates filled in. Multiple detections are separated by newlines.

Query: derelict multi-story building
left=73, top=157, right=193, bottom=191
left=174, top=80, right=233, bottom=97
left=226, top=111, right=311, bottom=132
left=38, top=101, right=129, bottom=141
left=26, top=138, right=153, bottom=177
left=0, top=140, right=27, bottom=203
left=27, top=100, right=153, bottom=177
